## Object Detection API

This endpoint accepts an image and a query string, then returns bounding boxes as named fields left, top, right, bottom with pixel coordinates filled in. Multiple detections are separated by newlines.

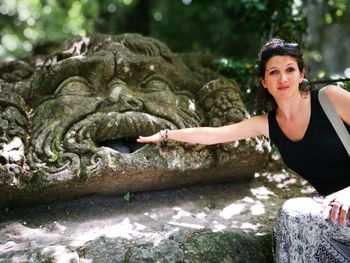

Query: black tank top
left=268, top=88, right=350, bottom=195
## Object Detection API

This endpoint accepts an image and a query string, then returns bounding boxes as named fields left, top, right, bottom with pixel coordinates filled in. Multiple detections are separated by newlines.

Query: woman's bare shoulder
left=324, top=84, right=350, bottom=124
left=324, top=84, right=349, bottom=98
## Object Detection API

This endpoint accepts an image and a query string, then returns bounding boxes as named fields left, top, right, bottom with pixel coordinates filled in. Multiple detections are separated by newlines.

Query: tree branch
left=310, top=78, right=350, bottom=85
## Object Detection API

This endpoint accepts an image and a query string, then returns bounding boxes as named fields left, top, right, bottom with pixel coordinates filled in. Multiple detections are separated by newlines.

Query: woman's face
left=260, top=55, right=304, bottom=100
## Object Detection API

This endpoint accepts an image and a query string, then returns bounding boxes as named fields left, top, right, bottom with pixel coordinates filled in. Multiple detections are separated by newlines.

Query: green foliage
left=340, top=81, right=350, bottom=91
left=0, top=0, right=307, bottom=59
left=0, top=1, right=348, bottom=60
left=150, top=0, right=307, bottom=57
left=316, top=0, right=350, bottom=24
left=0, top=0, right=349, bottom=112
left=149, top=0, right=308, bottom=112
left=0, top=0, right=99, bottom=58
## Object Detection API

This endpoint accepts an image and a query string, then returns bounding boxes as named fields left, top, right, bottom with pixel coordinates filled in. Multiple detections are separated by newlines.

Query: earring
left=299, top=78, right=309, bottom=92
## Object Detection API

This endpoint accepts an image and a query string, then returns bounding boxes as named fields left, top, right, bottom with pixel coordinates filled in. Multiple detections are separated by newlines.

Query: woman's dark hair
left=256, top=38, right=311, bottom=111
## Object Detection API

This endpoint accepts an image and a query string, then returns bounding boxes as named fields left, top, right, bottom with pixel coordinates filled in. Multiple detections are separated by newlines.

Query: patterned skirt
left=273, top=197, right=350, bottom=263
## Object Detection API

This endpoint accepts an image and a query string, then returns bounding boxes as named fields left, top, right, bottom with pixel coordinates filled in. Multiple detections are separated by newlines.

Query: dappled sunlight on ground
left=0, top=158, right=313, bottom=260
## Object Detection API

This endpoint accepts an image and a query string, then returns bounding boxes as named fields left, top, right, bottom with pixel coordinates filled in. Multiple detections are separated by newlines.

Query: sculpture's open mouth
left=64, top=111, right=177, bottom=155
left=97, top=138, right=144, bottom=153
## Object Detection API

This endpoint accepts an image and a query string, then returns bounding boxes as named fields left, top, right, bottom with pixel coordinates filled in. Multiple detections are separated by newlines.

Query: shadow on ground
left=0, top=158, right=314, bottom=262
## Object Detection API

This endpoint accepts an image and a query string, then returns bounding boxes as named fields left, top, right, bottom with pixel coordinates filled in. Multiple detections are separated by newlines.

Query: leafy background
left=1, top=0, right=349, bottom=110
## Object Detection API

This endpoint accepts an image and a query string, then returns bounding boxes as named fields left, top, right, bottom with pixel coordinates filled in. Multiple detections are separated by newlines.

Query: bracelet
left=160, top=129, right=169, bottom=141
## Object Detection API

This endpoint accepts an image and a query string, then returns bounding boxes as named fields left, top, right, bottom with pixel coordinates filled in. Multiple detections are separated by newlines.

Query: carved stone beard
left=28, top=95, right=98, bottom=181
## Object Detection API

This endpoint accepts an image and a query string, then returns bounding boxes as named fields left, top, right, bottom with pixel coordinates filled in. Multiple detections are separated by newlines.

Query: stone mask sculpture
left=0, top=34, right=269, bottom=207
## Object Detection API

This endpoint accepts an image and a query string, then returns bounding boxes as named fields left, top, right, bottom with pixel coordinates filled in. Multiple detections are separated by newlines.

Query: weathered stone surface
left=0, top=33, right=269, bottom=208
left=77, top=231, right=269, bottom=263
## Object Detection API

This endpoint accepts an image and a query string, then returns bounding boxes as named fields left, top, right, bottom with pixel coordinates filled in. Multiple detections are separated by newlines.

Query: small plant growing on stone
left=123, top=192, right=134, bottom=203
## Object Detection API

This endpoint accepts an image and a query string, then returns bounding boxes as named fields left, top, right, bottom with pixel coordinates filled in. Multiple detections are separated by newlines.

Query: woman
left=138, top=38, right=350, bottom=262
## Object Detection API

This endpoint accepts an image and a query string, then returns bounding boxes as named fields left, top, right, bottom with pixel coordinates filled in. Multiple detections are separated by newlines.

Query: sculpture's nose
left=97, top=83, right=143, bottom=112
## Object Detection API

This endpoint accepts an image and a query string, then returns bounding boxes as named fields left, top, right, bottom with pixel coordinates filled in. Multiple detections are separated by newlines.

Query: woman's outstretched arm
left=137, top=115, right=269, bottom=144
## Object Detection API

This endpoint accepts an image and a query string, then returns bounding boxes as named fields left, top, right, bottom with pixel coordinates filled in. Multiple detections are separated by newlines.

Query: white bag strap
left=318, top=86, right=350, bottom=156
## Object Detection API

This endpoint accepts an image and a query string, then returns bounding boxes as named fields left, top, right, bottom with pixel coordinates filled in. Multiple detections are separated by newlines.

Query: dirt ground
left=0, top=159, right=314, bottom=261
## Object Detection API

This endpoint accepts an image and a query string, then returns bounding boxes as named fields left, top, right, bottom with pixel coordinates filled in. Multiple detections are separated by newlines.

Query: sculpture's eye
left=55, top=76, right=94, bottom=96
left=140, top=78, right=171, bottom=93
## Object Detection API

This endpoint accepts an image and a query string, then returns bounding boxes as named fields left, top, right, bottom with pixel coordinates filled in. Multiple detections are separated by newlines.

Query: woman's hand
left=137, top=132, right=163, bottom=143
left=322, top=186, right=350, bottom=226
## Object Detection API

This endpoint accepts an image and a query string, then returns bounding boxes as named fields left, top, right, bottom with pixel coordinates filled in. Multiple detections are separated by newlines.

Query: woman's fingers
left=136, top=136, right=147, bottom=143
left=323, top=200, right=349, bottom=226
left=322, top=193, right=336, bottom=209
left=322, top=187, right=350, bottom=226
left=330, top=201, right=341, bottom=222
left=338, top=203, right=349, bottom=226
left=137, top=133, right=162, bottom=143
left=137, top=136, right=154, bottom=143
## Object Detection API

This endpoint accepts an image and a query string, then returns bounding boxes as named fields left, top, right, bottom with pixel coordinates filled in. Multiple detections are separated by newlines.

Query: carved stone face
left=0, top=34, right=268, bottom=207
left=28, top=34, right=206, bottom=178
